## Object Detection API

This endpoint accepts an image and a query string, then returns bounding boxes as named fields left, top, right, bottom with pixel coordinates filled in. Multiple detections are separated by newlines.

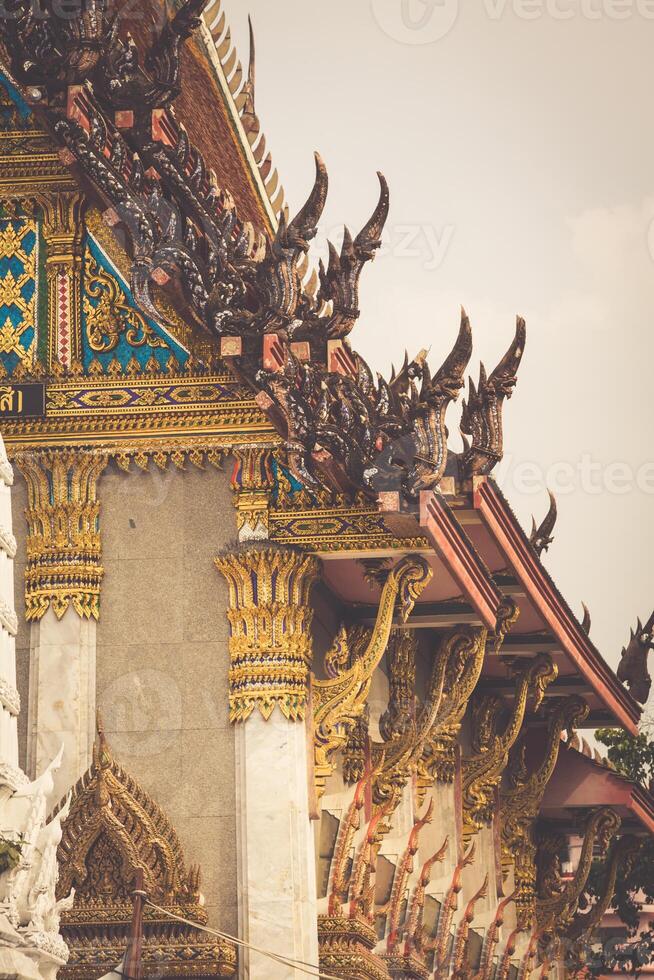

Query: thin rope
left=145, top=899, right=346, bottom=980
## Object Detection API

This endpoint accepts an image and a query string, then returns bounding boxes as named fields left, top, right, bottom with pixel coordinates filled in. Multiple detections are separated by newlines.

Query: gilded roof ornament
left=500, top=695, right=589, bottom=928
left=535, top=807, right=622, bottom=939
left=461, top=654, right=558, bottom=839
left=312, top=555, right=432, bottom=797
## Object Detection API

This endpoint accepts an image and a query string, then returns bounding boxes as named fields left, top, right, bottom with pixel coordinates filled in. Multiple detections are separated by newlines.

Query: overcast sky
left=220, top=0, right=654, bottom=686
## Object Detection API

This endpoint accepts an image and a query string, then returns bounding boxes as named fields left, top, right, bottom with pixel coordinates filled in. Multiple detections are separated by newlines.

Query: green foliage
left=0, top=835, right=22, bottom=874
left=596, top=727, right=654, bottom=787
left=589, top=728, right=654, bottom=975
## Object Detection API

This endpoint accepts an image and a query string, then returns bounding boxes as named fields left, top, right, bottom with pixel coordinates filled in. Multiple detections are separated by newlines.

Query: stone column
left=215, top=545, right=321, bottom=980
left=0, top=442, right=19, bottom=776
left=16, top=450, right=106, bottom=802
left=0, top=432, right=70, bottom=980
left=39, top=192, right=84, bottom=372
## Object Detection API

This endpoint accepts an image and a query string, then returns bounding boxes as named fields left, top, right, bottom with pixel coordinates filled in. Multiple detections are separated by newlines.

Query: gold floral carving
left=16, top=450, right=107, bottom=621
left=500, top=695, right=589, bottom=928
left=83, top=251, right=168, bottom=354
left=382, top=951, right=429, bottom=980
left=84, top=208, right=197, bottom=352
left=55, top=722, right=236, bottom=979
left=2, top=370, right=277, bottom=459
left=269, top=498, right=429, bottom=555
left=535, top=807, right=622, bottom=938
left=311, top=555, right=432, bottom=797
left=215, top=546, right=321, bottom=722
left=233, top=491, right=270, bottom=535
left=342, top=707, right=369, bottom=785
left=461, top=654, right=558, bottom=839
left=378, top=629, right=417, bottom=743
left=113, top=447, right=226, bottom=474
left=0, top=207, right=37, bottom=365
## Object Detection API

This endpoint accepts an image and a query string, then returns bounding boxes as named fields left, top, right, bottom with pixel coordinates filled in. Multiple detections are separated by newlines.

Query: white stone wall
left=0, top=434, right=19, bottom=775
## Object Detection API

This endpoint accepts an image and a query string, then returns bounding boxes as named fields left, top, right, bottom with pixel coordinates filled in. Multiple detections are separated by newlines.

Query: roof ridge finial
left=93, top=710, right=112, bottom=771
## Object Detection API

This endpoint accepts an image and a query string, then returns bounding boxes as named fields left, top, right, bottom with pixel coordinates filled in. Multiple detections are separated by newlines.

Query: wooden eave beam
left=417, top=490, right=502, bottom=631
left=477, top=675, right=594, bottom=699
left=347, top=600, right=482, bottom=630
left=500, top=635, right=563, bottom=657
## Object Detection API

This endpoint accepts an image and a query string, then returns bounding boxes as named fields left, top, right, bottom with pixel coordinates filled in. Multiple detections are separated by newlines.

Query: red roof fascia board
left=472, top=477, right=640, bottom=734
left=420, top=490, right=502, bottom=631
left=631, top=786, right=654, bottom=836
left=544, top=747, right=654, bottom=836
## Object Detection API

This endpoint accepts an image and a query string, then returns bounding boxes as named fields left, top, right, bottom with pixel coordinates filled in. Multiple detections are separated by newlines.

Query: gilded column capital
left=37, top=191, right=85, bottom=371
left=214, top=545, right=321, bottom=722
left=229, top=446, right=276, bottom=541
left=16, top=450, right=107, bottom=621
left=38, top=191, right=85, bottom=255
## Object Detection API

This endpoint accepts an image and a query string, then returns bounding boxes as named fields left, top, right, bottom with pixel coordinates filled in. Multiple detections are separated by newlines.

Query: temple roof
left=468, top=479, right=641, bottom=733
left=325, top=482, right=642, bottom=733
left=124, top=0, right=279, bottom=232
left=541, top=741, right=654, bottom=837
left=0, top=0, right=649, bottom=734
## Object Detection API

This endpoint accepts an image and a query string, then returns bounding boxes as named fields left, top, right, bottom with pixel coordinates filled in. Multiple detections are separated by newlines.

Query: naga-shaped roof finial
left=460, top=316, right=526, bottom=477
left=617, top=611, right=654, bottom=704
left=530, top=489, right=557, bottom=557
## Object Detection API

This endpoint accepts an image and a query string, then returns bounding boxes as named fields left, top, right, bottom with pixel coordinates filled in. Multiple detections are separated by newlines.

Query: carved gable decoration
left=54, top=726, right=236, bottom=980
left=56, top=728, right=193, bottom=910
left=81, top=236, right=189, bottom=376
